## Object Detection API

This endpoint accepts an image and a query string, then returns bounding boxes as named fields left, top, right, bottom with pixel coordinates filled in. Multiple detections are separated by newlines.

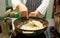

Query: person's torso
left=26, top=0, right=42, bottom=13
left=6, top=0, right=42, bottom=13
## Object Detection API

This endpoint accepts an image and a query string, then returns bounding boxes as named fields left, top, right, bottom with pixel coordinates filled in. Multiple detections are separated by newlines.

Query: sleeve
left=11, top=0, right=22, bottom=10
left=36, top=0, right=50, bottom=15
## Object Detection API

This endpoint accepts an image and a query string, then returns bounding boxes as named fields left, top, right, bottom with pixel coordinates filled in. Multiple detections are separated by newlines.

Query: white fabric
left=11, top=0, right=21, bottom=10
left=37, top=0, right=50, bottom=15
left=11, top=0, right=50, bottom=15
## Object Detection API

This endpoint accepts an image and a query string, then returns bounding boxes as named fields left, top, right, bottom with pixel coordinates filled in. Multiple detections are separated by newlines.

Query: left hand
left=29, top=10, right=39, bottom=17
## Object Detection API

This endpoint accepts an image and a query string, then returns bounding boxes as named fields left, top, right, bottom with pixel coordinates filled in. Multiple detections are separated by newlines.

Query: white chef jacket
left=11, top=0, right=50, bottom=15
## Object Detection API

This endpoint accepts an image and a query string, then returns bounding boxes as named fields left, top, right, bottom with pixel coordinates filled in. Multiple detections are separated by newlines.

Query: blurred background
left=0, top=0, right=60, bottom=38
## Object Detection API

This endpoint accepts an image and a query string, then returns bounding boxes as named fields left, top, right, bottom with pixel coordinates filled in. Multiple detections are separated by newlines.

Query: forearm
left=14, top=2, right=27, bottom=12
left=36, top=0, right=50, bottom=16
left=11, top=0, right=24, bottom=10
left=17, top=4, right=28, bottom=13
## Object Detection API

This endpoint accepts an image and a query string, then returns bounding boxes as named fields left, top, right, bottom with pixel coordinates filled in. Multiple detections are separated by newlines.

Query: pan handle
left=22, top=31, right=35, bottom=34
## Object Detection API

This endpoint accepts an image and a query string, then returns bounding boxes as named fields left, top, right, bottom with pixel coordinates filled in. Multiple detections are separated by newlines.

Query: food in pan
left=20, top=19, right=44, bottom=30
left=32, top=20, right=44, bottom=28
left=20, top=20, right=44, bottom=30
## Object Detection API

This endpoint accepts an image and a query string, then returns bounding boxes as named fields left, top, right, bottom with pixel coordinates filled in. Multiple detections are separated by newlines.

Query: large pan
left=14, top=17, right=48, bottom=36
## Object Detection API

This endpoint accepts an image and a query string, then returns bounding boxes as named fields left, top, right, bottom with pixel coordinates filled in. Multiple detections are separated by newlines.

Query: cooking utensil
left=14, top=17, right=48, bottom=36
left=54, top=12, right=60, bottom=33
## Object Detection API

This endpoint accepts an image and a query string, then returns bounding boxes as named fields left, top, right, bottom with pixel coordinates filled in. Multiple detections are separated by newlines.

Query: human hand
left=29, top=10, right=43, bottom=18
left=19, top=4, right=28, bottom=19
left=29, top=10, right=39, bottom=17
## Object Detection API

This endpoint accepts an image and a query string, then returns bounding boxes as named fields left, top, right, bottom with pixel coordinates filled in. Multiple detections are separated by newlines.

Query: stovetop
left=50, top=27, right=60, bottom=38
